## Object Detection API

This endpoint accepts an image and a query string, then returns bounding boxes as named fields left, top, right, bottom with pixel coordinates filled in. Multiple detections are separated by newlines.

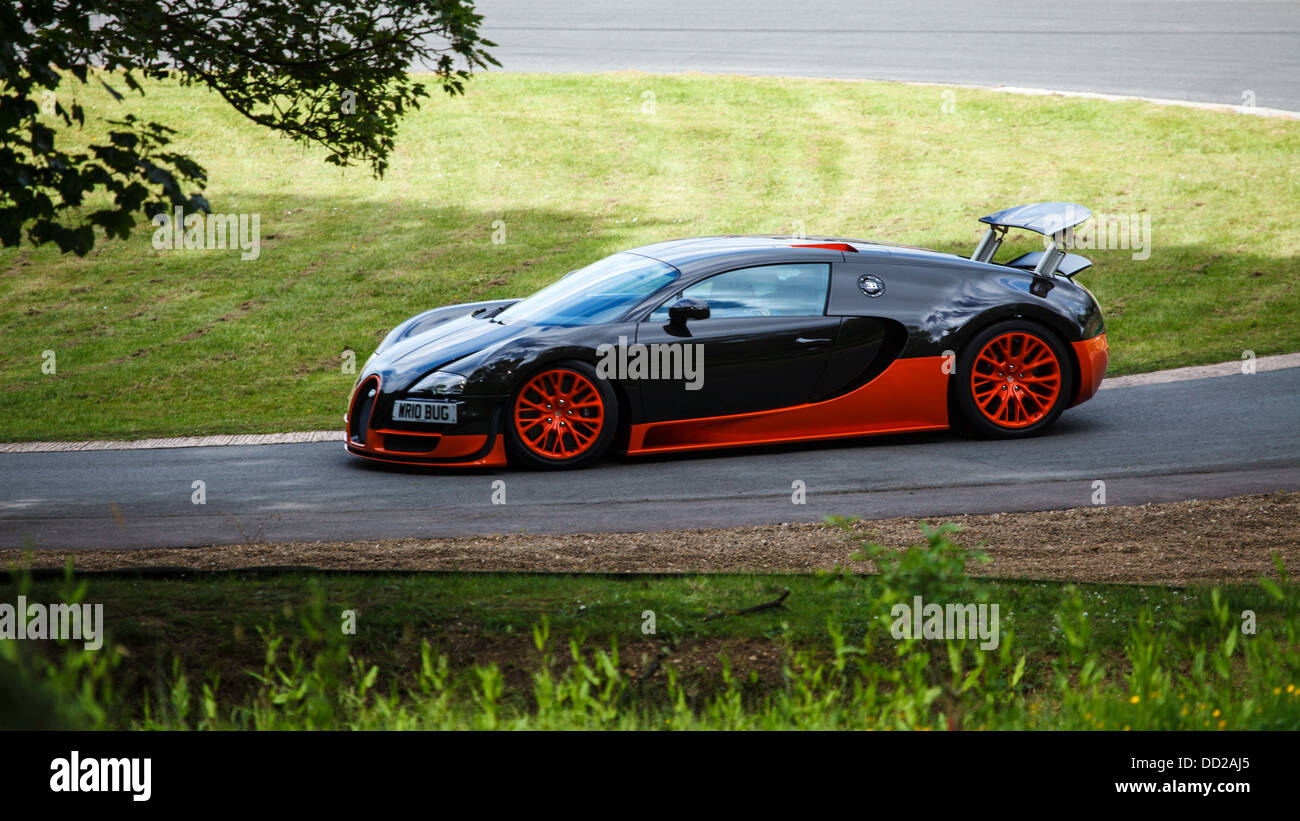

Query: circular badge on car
left=858, top=274, right=885, bottom=297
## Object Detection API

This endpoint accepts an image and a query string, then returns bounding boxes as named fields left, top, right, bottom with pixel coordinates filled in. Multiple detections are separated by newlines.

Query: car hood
left=366, top=314, right=527, bottom=393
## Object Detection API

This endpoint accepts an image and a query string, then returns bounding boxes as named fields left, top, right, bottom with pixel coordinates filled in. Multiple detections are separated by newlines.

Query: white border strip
left=1, top=354, right=1296, bottom=454
left=1099, top=352, right=1300, bottom=390
left=915, top=80, right=1300, bottom=120
left=0, top=430, right=345, bottom=454
left=686, top=72, right=1300, bottom=120
left=456, top=71, right=1300, bottom=120
left=546, top=72, right=1300, bottom=120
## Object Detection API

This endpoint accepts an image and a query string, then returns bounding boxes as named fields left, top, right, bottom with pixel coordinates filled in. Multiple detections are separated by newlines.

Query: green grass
left=4, top=572, right=1296, bottom=729
left=5, top=568, right=1258, bottom=676
left=3, top=522, right=1298, bottom=729
left=2, top=72, right=1298, bottom=441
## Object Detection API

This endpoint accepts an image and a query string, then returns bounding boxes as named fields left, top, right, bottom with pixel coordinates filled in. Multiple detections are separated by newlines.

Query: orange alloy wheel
left=512, top=368, right=607, bottom=459
left=969, top=331, right=1063, bottom=428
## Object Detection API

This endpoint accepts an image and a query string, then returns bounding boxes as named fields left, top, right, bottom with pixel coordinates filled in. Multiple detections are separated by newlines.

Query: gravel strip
left=3, top=492, right=1293, bottom=586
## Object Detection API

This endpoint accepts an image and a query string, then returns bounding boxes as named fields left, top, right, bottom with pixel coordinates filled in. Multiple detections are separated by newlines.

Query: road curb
left=1099, top=352, right=1300, bottom=390
left=0, top=430, right=345, bottom=453
left=912, top=80, right=1300, bottom=120
left=563, top=71, right=1300, bottom=120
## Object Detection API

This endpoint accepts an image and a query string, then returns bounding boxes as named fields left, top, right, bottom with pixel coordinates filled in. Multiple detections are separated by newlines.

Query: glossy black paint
left=636, top=315, right=842, bottom=420
left=352, top=235, right=1105, bottom=456
left=827, top=249, right=1104, bottom=358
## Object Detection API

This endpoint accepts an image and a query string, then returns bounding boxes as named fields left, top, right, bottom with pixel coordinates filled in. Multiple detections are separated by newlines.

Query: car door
left=634, top=263, right=840, bottom=421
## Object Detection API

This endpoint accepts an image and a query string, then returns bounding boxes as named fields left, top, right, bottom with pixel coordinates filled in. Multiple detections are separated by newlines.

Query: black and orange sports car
left=346, top=202, right=1108, bottom=469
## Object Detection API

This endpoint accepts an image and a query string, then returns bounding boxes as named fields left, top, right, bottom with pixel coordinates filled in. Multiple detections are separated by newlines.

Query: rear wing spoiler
left=1004, top=251, right=1092, bottom=278
left=970, top=202, right=1092, bottom=278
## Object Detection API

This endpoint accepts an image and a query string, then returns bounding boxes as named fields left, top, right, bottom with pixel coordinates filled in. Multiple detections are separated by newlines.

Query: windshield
left=494, top=252, right=679, bottom=326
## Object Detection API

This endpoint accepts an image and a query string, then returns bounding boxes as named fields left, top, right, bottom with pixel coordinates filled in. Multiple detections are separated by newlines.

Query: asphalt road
left=470, top=0, right=1300, bottom=111
left=2, top=368, right=1297, bottom=550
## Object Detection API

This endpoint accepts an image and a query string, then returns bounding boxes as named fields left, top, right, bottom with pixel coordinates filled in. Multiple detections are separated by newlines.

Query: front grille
left=382, top=434, right=443, bottom=454
left=349, top=377, right=379, bottom=445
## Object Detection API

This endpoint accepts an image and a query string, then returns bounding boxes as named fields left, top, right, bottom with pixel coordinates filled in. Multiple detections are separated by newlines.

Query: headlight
left=408, top=370, right=467, bottom=395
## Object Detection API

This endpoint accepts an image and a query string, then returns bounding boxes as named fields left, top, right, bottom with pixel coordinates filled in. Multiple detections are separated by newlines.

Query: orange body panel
left=1070, top=332, right=1109, bottom=406
left=346, top=434, right=508, bottom=467
left=626, top=356, right=951, bottom=455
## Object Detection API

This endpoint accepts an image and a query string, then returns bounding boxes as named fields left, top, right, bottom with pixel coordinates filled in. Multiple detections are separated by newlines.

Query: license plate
left=392, top=400, right=457, bottom=424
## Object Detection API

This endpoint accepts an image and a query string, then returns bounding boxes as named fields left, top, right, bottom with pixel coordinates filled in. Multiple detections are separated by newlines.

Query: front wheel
left=953, top=320, right=1075, bottom=438
left=505, top=360, right=619, bottom=469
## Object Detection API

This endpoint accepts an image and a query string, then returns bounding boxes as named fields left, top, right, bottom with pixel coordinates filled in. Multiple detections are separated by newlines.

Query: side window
left=648, top=263, right=830, bottom=320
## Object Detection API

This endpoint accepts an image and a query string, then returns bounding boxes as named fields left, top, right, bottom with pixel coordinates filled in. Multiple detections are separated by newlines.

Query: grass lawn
left=3, top=564, right=1297, bottom=729
left=2, top=72, right=1298, bottom=442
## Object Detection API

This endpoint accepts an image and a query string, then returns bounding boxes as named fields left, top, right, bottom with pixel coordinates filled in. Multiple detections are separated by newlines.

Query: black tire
left=504, top=359, right=620, bottom=469
left=952, top=320, right=1075, bottom=439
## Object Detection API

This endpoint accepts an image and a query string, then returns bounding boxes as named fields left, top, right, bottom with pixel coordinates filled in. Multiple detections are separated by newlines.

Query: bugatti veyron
left=346, top=202, right=1108, bottom=469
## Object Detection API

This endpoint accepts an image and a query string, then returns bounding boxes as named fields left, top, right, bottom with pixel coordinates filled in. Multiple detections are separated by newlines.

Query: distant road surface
left=471, top=0, right=1300, bottom=111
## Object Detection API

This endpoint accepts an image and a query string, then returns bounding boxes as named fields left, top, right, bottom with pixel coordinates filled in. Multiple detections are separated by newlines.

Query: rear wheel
left=506, top=360, right=618, bottom=469
left=953, top=320, right=1074, bottom=438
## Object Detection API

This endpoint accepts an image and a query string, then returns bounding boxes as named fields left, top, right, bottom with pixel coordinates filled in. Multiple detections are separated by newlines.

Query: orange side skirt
left=626, top=356, right=951, bottom=456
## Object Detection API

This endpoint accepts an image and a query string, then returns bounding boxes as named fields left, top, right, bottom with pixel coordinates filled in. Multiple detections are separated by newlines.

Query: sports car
left=346, top=202, right=1108, bottom=469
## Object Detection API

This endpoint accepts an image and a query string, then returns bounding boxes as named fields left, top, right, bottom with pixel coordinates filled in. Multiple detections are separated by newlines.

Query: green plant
left=3, top=537, right=1299, bottom=730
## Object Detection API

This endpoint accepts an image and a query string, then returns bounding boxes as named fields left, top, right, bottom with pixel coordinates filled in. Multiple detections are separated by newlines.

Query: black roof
left=626, top=235, right=977, bottom=270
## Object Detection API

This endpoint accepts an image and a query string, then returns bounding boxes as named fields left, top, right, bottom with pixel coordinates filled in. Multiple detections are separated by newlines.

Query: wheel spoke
left=1016, top=371, right=1059, bottom=383
left=516, top=396, right=551, bottom=413
left=973, top=385, right=1001, bottom=405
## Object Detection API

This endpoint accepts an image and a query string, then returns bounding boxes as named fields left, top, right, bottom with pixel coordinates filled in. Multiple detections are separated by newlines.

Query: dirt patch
left=428, top=632, right=786, bottom=694
left=177, top=300, right=261, bottom=342
left=3, top=492, right=1295, bottom=587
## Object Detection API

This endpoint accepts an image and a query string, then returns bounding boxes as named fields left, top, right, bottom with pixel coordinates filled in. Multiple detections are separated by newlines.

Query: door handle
left=795, top=337, right=832, bottom=346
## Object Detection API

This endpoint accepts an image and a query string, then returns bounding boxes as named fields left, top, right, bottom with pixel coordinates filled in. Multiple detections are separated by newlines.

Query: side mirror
left=668, top=298, right=710, bottom=327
